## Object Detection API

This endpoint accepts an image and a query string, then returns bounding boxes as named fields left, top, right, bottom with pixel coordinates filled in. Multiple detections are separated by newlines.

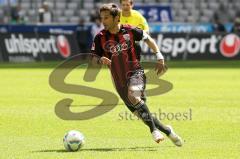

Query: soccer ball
left=63, top=130, right=85, bottom=152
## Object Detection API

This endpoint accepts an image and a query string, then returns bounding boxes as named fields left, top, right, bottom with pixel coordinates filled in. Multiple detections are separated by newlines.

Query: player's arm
left=132, top=27, right=166, bottom=75
left=91, top=35, right=111, bottom=66
left=142, top=31, right=167, bottom=75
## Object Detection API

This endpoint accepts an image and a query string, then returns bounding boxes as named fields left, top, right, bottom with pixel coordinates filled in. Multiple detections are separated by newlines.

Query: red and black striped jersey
left=91, top=25, right=144, bottom=87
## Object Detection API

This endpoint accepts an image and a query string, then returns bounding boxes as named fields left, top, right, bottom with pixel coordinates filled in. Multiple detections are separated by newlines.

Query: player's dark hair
left=99, top=3, right=121, bottom=18
left=119, top=0, right=133, bottom=5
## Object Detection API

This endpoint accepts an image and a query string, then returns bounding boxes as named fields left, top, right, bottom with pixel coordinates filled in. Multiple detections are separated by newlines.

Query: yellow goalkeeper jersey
left=120, top=10, right=149, bottom=32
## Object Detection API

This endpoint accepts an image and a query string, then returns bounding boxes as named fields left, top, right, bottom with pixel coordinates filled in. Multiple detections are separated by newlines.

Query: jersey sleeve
left=132, top=27, right=144, bottom=41
left=91, top=34, right=104, bottom=57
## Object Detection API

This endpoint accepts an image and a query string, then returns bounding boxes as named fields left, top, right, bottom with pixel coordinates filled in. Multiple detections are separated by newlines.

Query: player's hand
left=155, top=59, right=168, bottom=76
left=99, top=57, right=111, bottom=66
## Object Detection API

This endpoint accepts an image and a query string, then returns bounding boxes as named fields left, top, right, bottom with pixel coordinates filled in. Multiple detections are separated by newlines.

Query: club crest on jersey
left=123, top=34, right=130, bottom=41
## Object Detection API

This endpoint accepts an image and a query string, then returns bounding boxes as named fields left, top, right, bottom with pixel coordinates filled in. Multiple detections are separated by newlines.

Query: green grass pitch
left=0, top=61, right=239, bottom=159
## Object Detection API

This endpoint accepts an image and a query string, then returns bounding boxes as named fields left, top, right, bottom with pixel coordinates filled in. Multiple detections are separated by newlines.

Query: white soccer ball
left=63, top=130, right=85, bottom=152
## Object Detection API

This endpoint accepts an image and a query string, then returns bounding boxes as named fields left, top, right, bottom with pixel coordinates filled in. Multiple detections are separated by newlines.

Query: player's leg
left=117, top=70, right=183, bottom=145
left=126, top=98, right=183, bottom=146
left=152, top=116, right=171, bottom=135
left=128, top=70, right=183, bottom=145
left=135, top=71, right=183, bottom=146
left=126, top=70, right=164, bottom=143
left=117, top=86, right=156, bottom=133
left=127, top=70, right=156, bottom=132
left=127, top=70, right=170, bottom=133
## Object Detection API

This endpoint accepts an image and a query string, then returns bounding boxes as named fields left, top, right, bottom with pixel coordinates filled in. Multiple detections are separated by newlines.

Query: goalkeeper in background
left=120, top=0, right=149, bottom=33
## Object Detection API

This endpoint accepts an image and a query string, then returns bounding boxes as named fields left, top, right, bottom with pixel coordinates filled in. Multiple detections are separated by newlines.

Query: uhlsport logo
left=141, top=33, right=240, bottom=59
left=4, top=34, right=71, bottom=58
left=220, top=34, right=240, bottom=58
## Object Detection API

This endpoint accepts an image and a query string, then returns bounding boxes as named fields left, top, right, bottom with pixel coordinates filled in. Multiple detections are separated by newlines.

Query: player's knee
left=127, top=93, right=140, bottom=105
left=127, top=88, right=141, bottom=105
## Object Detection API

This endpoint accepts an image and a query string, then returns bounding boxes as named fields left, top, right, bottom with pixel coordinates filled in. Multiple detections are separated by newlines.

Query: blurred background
left=0, top=0, right=240, bottom=62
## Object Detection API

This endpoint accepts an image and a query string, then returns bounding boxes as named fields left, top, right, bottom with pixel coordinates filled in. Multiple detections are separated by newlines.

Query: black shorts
left=116, top=69, right=146, bottom=112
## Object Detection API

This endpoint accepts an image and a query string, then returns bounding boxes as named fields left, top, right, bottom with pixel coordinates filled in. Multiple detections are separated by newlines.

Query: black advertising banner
left=1, top=32, right=240, bottom=61
left=0, top=32, right=80, bottom=62
left=141, top=33, right=240, bottom=60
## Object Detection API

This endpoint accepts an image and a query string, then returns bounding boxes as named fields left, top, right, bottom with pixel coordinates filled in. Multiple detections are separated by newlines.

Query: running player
left=91, top=3, right=183, bottom=146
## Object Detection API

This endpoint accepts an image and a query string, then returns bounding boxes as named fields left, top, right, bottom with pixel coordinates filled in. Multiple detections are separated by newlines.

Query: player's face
left=121, top=0, right=133, bottom=12
left=100, top=11, right=119, bottom=30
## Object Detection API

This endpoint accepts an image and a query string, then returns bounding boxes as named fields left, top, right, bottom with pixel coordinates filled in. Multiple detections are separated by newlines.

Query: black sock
left=152, top=117, right=171, bottom=135
left=135, top=101, right=156, bottom=133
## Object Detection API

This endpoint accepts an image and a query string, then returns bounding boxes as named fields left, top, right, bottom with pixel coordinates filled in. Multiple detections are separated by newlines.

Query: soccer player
left=91, top=3, right=183, bottom=146
left=120, top=0, right=149, bottom=33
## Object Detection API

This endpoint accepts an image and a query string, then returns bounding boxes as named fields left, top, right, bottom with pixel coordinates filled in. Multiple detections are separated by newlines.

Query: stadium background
left=0, top=0, right=240, bottom=159
left=0, top=0, right=240, bottom=62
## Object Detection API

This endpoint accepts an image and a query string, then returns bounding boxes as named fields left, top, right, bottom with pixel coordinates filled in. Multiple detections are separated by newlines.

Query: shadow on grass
left=32, top=146, right=175, bottom=153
